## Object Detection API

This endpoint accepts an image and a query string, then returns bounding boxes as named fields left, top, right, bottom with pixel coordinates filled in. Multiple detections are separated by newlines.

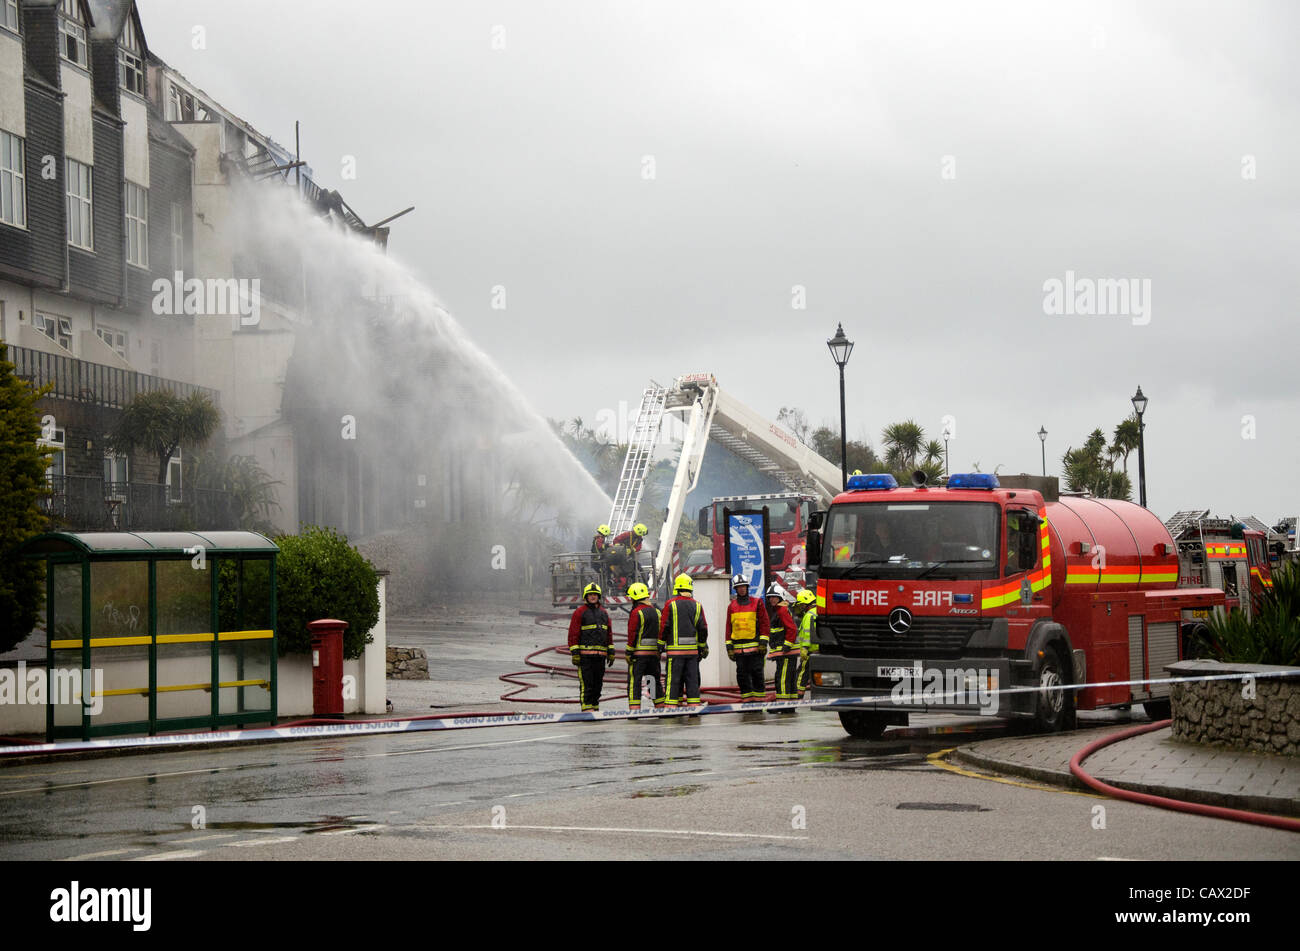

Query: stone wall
left=387, top=647, right=428, bottom=680
left=1168, top=660, right=1300, bottom=756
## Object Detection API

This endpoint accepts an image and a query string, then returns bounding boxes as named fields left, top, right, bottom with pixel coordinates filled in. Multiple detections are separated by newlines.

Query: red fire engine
left=807, top=473, right=1226, bottom=738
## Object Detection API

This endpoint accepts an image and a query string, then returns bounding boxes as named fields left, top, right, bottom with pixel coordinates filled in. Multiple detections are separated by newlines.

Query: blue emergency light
left=847, top=473, right=898, bottom=491
left=947, top=473, right=1000, bottom=490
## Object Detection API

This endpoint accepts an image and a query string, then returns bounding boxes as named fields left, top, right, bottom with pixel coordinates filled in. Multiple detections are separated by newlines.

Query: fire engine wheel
left=1033, top=649, right=1076, bottom=733
left=838, top=710, right=890, bottom=739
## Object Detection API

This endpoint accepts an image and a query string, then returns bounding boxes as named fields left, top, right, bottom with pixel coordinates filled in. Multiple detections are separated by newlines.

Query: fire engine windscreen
left=715, top=499, right=805, bottom=534
left=820, top=502, right=1001, bottom=579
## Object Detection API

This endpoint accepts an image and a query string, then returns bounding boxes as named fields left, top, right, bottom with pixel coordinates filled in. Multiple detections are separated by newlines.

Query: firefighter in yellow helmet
left=793, top=588, right=818, bottom=698
left=567, top=582, right=613, bottom=712
left=591, top=524, right=612, bottom=587
left=625, top=582, right=663, bottom=708
left=660, top=573, right=709, bottom=710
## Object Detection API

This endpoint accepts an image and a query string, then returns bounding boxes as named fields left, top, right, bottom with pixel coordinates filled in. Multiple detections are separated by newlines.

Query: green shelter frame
left=20, top=531, right=278, bottom=742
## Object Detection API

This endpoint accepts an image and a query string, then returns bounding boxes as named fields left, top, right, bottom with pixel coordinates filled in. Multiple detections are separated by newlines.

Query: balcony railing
left=42, top=475, right=236, bottom=533
left=6, top=345, right=220, bottom=410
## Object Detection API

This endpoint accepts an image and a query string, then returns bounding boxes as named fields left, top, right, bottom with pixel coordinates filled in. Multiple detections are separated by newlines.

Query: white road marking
left=59, top=848, right=142, bottom=861
left=1096, top=856, right=1138, bottom=861
left=133, top=850, right=207, bottom=861
left=441, top=824, right=808, bottom=841
left=0, top=763, right=253, bottom=796
left=316, top=824, right=387, bottom=837
left=353, top=734, right=568, bottom=759
left=225, top=836, right=298, bottom=847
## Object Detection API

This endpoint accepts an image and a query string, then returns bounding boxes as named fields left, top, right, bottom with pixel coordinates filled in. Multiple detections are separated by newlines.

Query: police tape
left=863, top=666, right=1300, bottom=710
left=0, top=668, right=1294, bottom=757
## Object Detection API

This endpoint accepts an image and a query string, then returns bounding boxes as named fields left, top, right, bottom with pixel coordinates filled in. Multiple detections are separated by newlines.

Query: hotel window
left=124, top=181, right=148, bottom=267
left=166, top=448, right=182, bottom=502
left=34, top=313, right=73, bottom=351
left=66, top=158, right=92, bottom=250
left=96, top=326, right=127, bottom=359
left=59, top=0, right=87, bottom=68
left=118, top=49, right=145, bottom=97
left=167, top=84, right=196, bottom=122
left=41, top=427, right=66, bottom=487
left=118, top=14, right=144, bottom=95
left=0, top=130, right=24, bottom=228
left=2, top=0, right=18, bottom=34
left=103, top=451, right=129, bottom=487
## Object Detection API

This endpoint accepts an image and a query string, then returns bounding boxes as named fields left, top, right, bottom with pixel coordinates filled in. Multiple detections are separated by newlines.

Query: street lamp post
left=827, top=324, right=854, bottom=491
left=1038, top=426, right=1047, bottom=477
left=942, top=425, right=951, bottom=478
left=1131, top=386, right=1148, bottom=508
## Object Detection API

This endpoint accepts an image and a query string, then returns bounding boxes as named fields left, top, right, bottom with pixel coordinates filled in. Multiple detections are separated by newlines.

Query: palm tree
left=192, top=451, right=282, bottom=533
left=111, top=390, right=221, bottom=481
left=881, top=420, right=925, bottom=472
left=1111, top=415, right=1141, bottom=475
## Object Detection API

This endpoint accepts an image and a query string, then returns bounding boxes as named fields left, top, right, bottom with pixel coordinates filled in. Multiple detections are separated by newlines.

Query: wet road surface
left=1, top=710, right=1293, bottom=861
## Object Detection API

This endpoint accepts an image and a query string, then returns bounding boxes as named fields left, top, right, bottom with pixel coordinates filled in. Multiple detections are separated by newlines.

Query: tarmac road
left=1, top=709, right=1294, bottom=861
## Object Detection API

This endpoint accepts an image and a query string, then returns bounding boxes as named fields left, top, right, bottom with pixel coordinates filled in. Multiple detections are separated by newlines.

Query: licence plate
left=877, top=666, right=917, bottom=680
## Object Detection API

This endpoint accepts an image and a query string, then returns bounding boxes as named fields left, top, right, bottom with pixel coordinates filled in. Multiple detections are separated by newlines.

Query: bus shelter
left=20, top=531, right=278, bottom=741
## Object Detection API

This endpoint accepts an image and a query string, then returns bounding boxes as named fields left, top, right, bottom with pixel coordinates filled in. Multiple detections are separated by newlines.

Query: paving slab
left=954, top=724, right=1300, bottom=817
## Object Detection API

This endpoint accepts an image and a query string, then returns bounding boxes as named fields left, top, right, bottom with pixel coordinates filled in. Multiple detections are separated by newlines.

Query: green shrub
left=0, top=344, right=49, bottom=650
left=1197, top=562, right=1300, bottom=666
left=275, top=525, right=379, bottom=659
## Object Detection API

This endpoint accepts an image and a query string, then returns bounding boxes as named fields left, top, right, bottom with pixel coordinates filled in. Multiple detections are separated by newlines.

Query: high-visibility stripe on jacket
left=660, top=596, right=707, bottom=654
left=568, top=604, right=613, bottom=656
left=795, top=606, right=818, bottom=652
left=726, top=597, right=769, bottom=652
left=627, top=602, right=662, bottom=654
left=766, top=603, right=798, bottom=654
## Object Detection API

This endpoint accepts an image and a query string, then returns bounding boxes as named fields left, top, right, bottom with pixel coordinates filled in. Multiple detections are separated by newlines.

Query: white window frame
left=40, top=426, right=66, bottom=485
left=0, top=129, right=25, bottom=228
left=166, top=448, right=182, bottom=503
left=34, top=312, right=73, bottom=351
left=58, top=1, right=87, bottom=69
left=171, top=202, right=184, bottom=269
left=103, top=449, right=128, bottom=487
left=2, top=0, right=19, bottom=35
left=118, top=48, right=145, bottom=97
left=66, top=158, right=92, bottom=250
left=96, top=325, right=127, bottom=359
left=124, top=181, right=148, bottom=267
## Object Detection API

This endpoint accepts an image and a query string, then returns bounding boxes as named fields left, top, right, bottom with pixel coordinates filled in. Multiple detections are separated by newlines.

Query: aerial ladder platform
left=550, top=374, right=844, bottom=605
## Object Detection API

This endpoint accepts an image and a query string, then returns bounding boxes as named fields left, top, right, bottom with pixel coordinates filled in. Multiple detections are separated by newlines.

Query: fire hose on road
left=1069, top=720, right=1300, bottom=833
left=498, top=613, right=749, bottom=705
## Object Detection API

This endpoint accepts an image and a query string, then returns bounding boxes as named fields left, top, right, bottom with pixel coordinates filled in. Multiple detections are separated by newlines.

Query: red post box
left=307, top=619, right=348, bottom=718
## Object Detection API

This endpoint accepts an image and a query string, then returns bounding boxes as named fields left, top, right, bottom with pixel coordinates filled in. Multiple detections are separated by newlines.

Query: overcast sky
left=136, top=0, right=1300, bottom=523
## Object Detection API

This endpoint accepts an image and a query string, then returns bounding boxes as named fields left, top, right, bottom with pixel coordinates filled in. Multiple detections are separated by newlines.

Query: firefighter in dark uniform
left=611, top=523, right=649, bottom=554
left=726, top=574, right=770, bottom=701
left=568, top=582, right=614, bottom=712
left=765, top=583, right=800, bottom=706
left=591, top=524, right=612, bottom=588
left=625, top=582, right=663, bottom=708
left=660, top=573, right=709, bottom=709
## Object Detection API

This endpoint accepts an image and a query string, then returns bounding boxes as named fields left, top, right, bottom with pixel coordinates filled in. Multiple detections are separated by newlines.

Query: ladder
left=607, top=383, right=668, bottom=535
